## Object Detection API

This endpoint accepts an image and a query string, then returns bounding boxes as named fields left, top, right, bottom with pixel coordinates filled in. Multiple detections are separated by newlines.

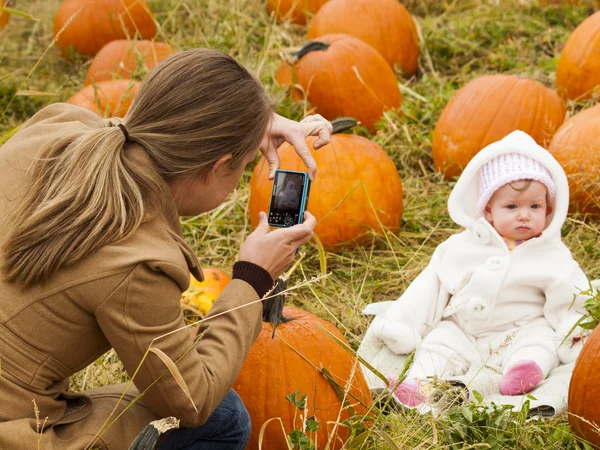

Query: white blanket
left=358, top=325, right=574, bottom=417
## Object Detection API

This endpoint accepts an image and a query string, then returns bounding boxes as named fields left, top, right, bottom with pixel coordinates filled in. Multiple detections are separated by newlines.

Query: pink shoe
left=387, top=377, right=427, bottom=407
left=500, top=360, right=544, bottom=395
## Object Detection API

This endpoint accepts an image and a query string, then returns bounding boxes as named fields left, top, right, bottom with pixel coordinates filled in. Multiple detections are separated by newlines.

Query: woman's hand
left=260, top=113, right=333, bottom=181
left=238, top=211, right=317, bottom=280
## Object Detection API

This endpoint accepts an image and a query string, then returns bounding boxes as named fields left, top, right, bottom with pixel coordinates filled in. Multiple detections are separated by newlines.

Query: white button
left=466, top=296, right=490, bottom=319
left=473, top=222, right=491, bottom=244
left=485, top=256, right=505, bottom=270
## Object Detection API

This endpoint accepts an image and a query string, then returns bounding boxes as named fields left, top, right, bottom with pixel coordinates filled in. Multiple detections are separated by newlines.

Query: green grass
left=2, top=0, right=600, bottom=448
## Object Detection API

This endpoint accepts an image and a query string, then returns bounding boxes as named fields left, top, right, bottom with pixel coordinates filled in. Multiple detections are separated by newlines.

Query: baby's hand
left=558, top=327, right=591, bottom=364
left=368, top=316, right=422, bottom=355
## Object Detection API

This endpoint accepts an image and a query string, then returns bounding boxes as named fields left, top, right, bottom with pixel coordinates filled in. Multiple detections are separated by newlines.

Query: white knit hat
left=476, top=152, right=556, bottom=217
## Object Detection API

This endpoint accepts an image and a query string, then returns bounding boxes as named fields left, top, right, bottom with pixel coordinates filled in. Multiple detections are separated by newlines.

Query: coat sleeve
left=543, top=252, right=593, bottom=363
left=544, top=257, right=590, bottom=331
left=94, top=261, right=262, bottom=428
left=362, top=240, right=449, bottom=355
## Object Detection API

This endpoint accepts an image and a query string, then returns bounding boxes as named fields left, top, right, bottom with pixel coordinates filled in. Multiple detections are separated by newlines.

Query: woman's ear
left=211, top=154, right=234, bottom=175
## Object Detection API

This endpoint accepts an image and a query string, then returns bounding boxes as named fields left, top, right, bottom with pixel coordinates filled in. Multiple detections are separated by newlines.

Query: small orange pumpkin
left=276, top=35, right=402, bottom=132
left=556, top=11, right=600, bottom=101
left=267, top=0, right=329, bottom=24
left=568, top=325, right=600, bottom=446
left=307, top=0, right=419, bottom=75
left=432, top=74, right=566, bottom=179
left=233, top=306, right=372, bottom=450
left=67, top=80, right=140, bottom=118
left=0, top=0, right=10, bottom=29
left=548, top=104, right=600, bottom=214
left=53, top=0, right=157, bottom=58
left=249, top=118, right=403, bottom=250
left=180, top=268, right=231, bottom=316
left=85, top=40, right=173, bottom=85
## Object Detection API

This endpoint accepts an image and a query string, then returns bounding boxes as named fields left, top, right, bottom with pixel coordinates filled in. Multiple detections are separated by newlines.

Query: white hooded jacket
left=364, top=131, right=592, bottom=364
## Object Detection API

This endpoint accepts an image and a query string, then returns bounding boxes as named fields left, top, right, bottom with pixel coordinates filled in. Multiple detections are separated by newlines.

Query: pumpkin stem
left=331, top=117, right=359, bottom=134
left=262, top=277, right=295, bottom=338
left=296, top=41, right=330, bottom=60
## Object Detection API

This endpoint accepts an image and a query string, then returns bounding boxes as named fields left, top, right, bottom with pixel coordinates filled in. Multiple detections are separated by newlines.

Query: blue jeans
left=158, top=390, right=251, bottom=450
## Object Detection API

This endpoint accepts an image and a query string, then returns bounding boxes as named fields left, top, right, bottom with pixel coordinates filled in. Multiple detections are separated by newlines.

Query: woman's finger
left=301, top=211, right=317, bottom=230
left=293, top=231, right=315, bottom=248
left=286, top=131, right=317, bottom=181
left=313, top=125, right=332, bottom=150
left=261, top=141, right=280, bottom=180
left=301, top=120, right=332, bottom=151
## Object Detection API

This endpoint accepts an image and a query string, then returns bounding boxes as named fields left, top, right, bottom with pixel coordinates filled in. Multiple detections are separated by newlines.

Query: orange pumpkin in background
left=556, top=11, right=600, bottom=101
left=307, top=0, right=420, bottom=75
left=67, top=80, right=140, bottom=118
left=53, top=0, right=157, bottom=58
left=548, top=103, right=600, bottom=214
left=0, top=0, right=10, bottom=29
left=85, top=40, right=173, bottom=85
left=249, top=118, right=403, bottom=250
left=267, top=0, right=329, bottom=24
left=180, top=268, right=231, bottom=316
left=568, top=325, right=600, bottom=446
left=276, top=35, right=402, bottom=132
left=432, top=74, right=566, bottom=179
left=233, top=306, right=372, bottom=450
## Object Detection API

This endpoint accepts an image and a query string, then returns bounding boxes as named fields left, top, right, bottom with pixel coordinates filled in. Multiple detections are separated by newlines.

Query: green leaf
left=461, top=407, right=473, bottom=423
left=473, top=389, right=484, bottom=403
left=287, top=430, right=314, bottom=450
left=285, top=391, right=307, bottom=410
left=305, top=416, right=319, bottom=432
left=346, top=430, right=370, bottom=449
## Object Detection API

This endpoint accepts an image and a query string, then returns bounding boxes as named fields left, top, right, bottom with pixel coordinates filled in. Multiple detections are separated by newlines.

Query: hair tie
left=117, top=123, right=130, bottom=142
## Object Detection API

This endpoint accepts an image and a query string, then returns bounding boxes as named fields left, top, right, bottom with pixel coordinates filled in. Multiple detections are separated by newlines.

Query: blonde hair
left=3, top=49, right=273, bottom=287
left=508, top=179, right=533, bottom=192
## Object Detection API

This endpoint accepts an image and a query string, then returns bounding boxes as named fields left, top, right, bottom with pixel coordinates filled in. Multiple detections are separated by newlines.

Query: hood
left=447, top=130, right=569, bottom=238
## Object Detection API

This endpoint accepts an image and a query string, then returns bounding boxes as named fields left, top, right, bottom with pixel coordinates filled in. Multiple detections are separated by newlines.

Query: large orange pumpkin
left=568, top=325, right=600, bottom=446
left=53, top=0, right=156, bottom=58
left=249, top=118, right=403, bottom=250
left=67, top=80, right=140, bottom=118
left=267, top=0, right=329, bottom=24
left=180, top=268, right=231, bottom=317
left=276, top=35, right=402, bottom=132
left=306, top=0, right=419, bottom=75
left=556, top=11, right=600, bottom=101
left=85, top=40, right=173, bottom=85
left=548, top=104, right=600, bottom=214
left=432, top=74, right=566, bottom=179
left=233, top=306, right=372, bottom=450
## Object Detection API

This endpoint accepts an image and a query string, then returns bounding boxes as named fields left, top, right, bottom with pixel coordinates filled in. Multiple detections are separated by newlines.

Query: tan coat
left=0, top=103, right=263, bottom=449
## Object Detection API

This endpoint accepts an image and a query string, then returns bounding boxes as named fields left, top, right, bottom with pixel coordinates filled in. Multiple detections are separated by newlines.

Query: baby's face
left=484, top=180, right=550, bottom=241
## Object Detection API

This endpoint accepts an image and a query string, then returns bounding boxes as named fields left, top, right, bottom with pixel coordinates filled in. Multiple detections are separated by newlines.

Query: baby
left=361, top=130, right=592, bottom=406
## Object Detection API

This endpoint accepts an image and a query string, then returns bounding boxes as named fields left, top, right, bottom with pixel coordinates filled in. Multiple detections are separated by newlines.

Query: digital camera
left=267, top=170, right=311, bottom=227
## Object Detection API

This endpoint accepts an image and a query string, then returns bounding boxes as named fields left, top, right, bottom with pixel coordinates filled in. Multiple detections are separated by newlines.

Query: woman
left=0, top=49, right=332, bottom=449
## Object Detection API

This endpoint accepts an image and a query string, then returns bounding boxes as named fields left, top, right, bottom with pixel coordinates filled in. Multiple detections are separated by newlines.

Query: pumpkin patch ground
left=2, top=1, right=600, bottom=449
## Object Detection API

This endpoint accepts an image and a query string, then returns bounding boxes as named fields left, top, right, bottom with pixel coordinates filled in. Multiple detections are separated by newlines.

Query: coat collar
left=471, top=217, right=548, bottom=251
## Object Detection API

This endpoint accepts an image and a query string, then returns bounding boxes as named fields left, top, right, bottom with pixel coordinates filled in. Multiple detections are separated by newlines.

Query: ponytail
left=2, top=124, right=163, bottom=287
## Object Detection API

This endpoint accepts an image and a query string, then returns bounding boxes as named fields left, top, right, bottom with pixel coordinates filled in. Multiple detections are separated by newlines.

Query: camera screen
left=269, top=171, right=306, bottom=227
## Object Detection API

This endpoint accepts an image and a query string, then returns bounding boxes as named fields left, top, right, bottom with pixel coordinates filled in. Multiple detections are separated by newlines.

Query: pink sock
left=387, top=377, right=427, bottom=407
left=500, top=360, right=544, bottom=396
